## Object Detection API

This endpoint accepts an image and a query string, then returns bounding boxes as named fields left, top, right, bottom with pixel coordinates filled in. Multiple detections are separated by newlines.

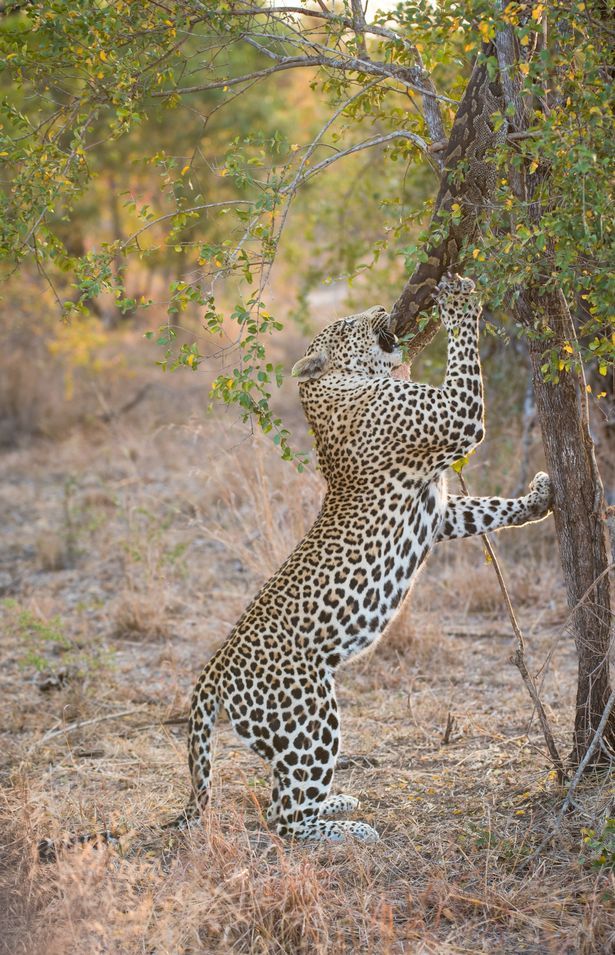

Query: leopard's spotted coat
left=186, top=275, right=552, bottom=843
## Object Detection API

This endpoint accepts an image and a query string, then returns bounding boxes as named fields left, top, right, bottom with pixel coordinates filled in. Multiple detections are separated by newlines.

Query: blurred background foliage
left=0, top=0, right=612, bottom=485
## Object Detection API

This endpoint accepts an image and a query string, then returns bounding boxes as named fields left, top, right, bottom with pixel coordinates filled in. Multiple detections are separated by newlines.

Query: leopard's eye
left=378, top=330, right=398, bottom=353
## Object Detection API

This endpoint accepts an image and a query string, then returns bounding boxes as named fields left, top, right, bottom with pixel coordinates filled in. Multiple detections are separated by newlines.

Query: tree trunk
left=491, top=8, right=615, bottom=764
left=390, top=43, right=504, bottom=356
left=515, top=289, right=615, bottom=762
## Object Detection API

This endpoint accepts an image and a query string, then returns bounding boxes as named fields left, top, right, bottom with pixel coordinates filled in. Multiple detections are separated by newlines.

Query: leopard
left=184, top=273, right=553, bottom=844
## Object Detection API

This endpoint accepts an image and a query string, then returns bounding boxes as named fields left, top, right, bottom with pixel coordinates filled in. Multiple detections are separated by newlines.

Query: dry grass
left=1, top=347, right=614, bottom=955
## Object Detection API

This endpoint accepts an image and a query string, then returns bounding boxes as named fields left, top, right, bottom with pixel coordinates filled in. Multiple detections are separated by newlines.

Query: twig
left=131, top=714, right=190, bottom=732
left=457, top=472, right=565, bottom=782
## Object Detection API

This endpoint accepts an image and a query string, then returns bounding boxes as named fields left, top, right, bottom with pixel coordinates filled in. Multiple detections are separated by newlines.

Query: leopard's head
left=291, top=306, right=402, bottom=383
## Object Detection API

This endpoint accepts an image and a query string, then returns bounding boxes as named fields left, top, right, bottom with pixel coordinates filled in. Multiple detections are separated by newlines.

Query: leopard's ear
left=291, top=351, right=328, bottom=382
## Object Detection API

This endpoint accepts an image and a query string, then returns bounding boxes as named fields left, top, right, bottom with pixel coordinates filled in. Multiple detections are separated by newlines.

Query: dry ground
left=0, top=372, right=613, bottom=955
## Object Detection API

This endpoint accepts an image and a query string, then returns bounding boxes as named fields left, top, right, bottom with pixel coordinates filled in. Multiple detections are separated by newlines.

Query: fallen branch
left=32, top=706, right=149, bottom=751
left=457, top=472, right=565, bottom=783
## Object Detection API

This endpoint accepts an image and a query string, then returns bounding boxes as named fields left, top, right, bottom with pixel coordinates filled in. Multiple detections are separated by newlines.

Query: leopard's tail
left=161, top=669, right=221, bottom=831
left=186, top=673, right=221, bottom=818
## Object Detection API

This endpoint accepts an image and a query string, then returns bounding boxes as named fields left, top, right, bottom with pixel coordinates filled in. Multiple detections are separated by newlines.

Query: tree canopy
left=0, top=0, right=613, bottom=462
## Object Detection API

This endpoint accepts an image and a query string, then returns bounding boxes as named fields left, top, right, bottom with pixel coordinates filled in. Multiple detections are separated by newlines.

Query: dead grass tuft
left=113, top=589, right=170, bottom=640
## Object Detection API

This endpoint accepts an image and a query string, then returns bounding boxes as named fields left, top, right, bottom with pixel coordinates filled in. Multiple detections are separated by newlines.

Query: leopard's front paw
left=528, top=471, right=553, bottom=516
left=435, top=272, right=480, bottom=328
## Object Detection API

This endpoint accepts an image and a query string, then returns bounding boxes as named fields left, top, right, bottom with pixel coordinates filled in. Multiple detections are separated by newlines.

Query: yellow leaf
left=478, top=21, right=493, bottom=40
left=520, top=35, right=530, bottom=47
left=597, top=392, right=607, bottom=399
left=586, top=384, right=592, bottom=393
left=519, top=61, right=530, bottom=74
left=186, top=354, right=195, bottom=366
left=563, top=343, right=573, bottom=354
left=532, top=4, right=544, bottom=21
left=220, top=168, right=228, bottom=177
left=529, top=159, right=539, bottom=173
left=99, top=50, right=108, bottom=62
left=227, top=378, right=234, bottom=389
left=472, top=248, right=481, bottom=259
left=180, top=164, right=190, bottom=176
left=558, top=360, right=565, bottom=371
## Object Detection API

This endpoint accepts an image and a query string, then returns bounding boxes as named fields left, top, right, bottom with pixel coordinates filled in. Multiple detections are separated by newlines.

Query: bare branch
left=226, top=4, right=421, bottom=50
left=225, top=2, right=446, bottom=141
left=284, top=78, right=385, bottom=195
left=121, top=200, right=254, bottom=249
left=282, top=130, right=433, bottom=193
left=32, top=707, right=149, bottom=751
left=151, top=51, right=458, bottom=104
left=457, top=471, right=565, bottom=781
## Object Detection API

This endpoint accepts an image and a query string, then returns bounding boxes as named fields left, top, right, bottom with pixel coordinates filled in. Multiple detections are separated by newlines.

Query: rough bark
left=515, top=290, right=615, bottom=761
left=493, top=10, right=615, bottom=763
left=390, top=43, right=505, bottom=357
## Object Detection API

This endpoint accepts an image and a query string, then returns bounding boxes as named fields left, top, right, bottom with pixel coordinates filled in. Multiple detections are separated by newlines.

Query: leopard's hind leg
left=264, top=685, right=378, bottom=843
left=227, top=670, right=378, bottom=843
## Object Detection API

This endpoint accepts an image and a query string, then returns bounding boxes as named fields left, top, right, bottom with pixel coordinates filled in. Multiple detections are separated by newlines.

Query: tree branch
left=151, top=52, right=458, bottom=104
left=350, top=0, right=368, bottom=58
left=457, top=472, right=565, bottom=781
left=390, top=44, right=506, bottom=355
left=120, top=200, right=254, bottom=249
left=281, top=130, right=433, bottom=193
